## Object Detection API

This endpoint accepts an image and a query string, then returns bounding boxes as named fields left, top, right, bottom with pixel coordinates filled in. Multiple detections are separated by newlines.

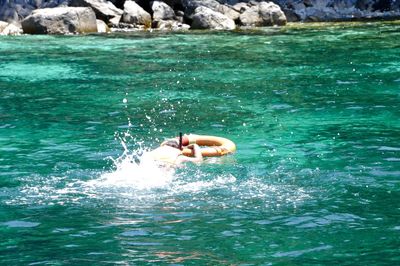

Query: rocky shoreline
left=1, top=0, right=400, bottom=35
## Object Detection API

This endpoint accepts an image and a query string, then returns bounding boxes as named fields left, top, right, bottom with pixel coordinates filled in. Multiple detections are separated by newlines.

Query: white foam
left=4, top=138, right=311, bottom=211
left=88, top=149, right=174, bottom=190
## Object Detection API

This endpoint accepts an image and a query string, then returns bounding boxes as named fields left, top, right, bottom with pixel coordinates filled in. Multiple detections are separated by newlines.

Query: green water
left=1, top=22, right=400, bottom=265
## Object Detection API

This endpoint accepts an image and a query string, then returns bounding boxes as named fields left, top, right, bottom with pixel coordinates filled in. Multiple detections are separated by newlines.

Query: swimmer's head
left=160, top=139, right=180, bottom=149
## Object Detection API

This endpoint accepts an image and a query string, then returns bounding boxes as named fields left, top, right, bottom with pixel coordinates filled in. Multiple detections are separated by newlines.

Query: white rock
left=21, top=7, right=98, bottom=34
left=70, top=0, right=122, bottom=24
left=153, top=20, right=190, bottom=31
left=259, top=2, right=287, bottom=26
left=121, top=0, right=152, bottom=26
left=240, top=1, right=286, bottom=26
left=191, top=6, right=236, bottom=30
left=0, top=21, right=23, bottom=35
left=151, top=1, right=175, bottom=20
left=96, top=19, right=109, bottom=32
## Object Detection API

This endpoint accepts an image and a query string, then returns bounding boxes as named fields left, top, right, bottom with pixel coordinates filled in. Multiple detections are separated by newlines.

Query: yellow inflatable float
left=179, top=134, right=236, bottom=157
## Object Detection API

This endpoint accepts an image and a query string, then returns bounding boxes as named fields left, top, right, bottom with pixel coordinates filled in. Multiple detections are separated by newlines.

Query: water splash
left=90, top=148, right=175, bottom=190
left=93, top=123, right=176, bottom=190
left=2, top=132, right=312, bottom=211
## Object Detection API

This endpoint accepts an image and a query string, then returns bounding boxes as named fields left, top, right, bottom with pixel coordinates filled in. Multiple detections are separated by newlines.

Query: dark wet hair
left=162, top=139, right=180, bottom=149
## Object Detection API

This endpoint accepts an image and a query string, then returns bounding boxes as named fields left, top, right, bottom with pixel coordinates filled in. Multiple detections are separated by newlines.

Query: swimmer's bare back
left=147, top=144, right=203, bottom=166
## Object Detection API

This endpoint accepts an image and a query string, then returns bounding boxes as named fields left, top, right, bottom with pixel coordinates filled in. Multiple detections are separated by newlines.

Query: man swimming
left=145, top=137, right=203, bottom=166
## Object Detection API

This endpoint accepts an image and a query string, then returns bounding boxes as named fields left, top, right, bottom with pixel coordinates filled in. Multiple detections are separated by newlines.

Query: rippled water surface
left=1, top=22, right=400, bottom=264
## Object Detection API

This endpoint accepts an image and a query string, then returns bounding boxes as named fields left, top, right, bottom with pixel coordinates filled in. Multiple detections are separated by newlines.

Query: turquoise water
left=1, top=22, right=400, bottom=264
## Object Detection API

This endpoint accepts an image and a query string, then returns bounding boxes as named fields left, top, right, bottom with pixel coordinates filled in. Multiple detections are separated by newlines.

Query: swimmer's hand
left=176, top=144, right=203, bottom=164
left=187, top=144, right=203, bottom=162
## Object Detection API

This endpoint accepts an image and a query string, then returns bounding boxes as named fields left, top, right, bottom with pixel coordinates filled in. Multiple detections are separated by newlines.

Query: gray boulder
left=0, top=2, right=35, bottom=23
left=239, top=4, right=262, bottom=25
left=21, top=7, right=98, bottom=34
left=70, top=0, right=122, bottom=25
left=219, top=4, right=241, bottom=20
left=259, top=2, right=287, bottom=25
left=304, top=6, right=364, bottom=21
left=232, top=2, right=250, bottom=13
left=182, top=0, right=240, bottom=20
left=304, top=7, right=334, bottom=21
left=355, top=0, right=376, bottom=10
left=239, top=1, right=287, bottom=26
left=339, top=7, right=364, bottom=19
left=152, top=19, right=190, bottom=30
left=121, top=0, right=152, bottom=26
left=191, top=6, right=236, bottom=30
left=332, top=0, right=358, bottom=9
left=151, top=1, right=175, bottom=20
left=183, top=0, right=221, bottom=15
left=0, top=0, right=72, bottom=23
left=0, top=21, right=22, bottom=35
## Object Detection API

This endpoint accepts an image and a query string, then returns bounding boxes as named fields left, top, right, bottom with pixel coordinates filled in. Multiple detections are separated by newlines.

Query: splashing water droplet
left=90, top=146, right=175, bottom=190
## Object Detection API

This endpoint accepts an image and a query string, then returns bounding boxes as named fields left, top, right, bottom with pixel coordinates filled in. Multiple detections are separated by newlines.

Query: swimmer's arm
left=189, top=144, right=203, bottom=163
left=176, top=144, right=203, bottom=164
